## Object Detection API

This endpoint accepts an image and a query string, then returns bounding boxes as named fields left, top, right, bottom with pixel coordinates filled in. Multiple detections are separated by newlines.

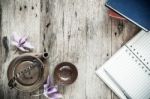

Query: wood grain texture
left=0, top=0, right=139, bottom=99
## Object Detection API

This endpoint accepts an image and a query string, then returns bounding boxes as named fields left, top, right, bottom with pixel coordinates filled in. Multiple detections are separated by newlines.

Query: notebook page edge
left=96, top=67, right=127, bottom=99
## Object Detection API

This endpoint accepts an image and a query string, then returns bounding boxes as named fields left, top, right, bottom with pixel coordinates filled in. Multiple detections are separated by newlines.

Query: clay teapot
left=7, top=52, right=49, bottom=92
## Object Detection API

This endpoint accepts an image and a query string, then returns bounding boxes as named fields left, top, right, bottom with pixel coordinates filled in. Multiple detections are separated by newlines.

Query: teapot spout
left=38, top=52, right=49, bottom=61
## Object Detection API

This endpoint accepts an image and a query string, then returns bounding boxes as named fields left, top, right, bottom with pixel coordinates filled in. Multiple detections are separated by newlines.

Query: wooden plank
left=0, top=0, right=41, bottom=99
left=0, top=1, right=4, bottom=99
left=40, top=0, right=113, bottom=99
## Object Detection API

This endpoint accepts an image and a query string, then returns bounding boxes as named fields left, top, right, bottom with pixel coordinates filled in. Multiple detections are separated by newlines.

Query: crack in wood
left=117, top=21, right=124, bottom=34
left=62, top=11, right=64, bottom=30
left=68, top=33, right=71, bottom=41
left=19, top=6, right=22, bottom=11
left=46, top=0, right=49, bottom=13
left=40, top=0, right=43, bottom=12
left=42, top=33, right=46, bottom=52
left=85, top=18, right=89, bottom=44
left=48, top=33, right=56, bottom=52
left=2, top=36, right=9, bottom=62
left=106, top=53, right=109, bottom=56
left=114, top=32, right=117, bottom=36
left=75, top=11, right=77, bottom=17
left=0, top=3, right=5, bottom=98
left=46, top=22, right=50, bottom=28
left=31, top=6, right=34, bottom=10
left=0, top=86, right=4, bottom=99
left=24, top=5, right=27, bottom=9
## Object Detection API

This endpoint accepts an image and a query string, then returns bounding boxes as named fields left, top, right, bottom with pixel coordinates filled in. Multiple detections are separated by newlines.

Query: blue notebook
left=106, top=0, right=150, bottom=31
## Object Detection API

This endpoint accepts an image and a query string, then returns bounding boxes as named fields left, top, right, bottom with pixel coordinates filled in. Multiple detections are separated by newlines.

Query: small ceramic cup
left=54, top=62, right=78, bottom=86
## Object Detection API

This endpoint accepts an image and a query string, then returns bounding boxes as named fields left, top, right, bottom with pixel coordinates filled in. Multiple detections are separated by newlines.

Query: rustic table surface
left=0, top=0, right=140, bottom=99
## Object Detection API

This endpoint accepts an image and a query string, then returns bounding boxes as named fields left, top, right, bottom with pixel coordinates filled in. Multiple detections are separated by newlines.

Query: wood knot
left=114, top=32, right=117, bottom=36
left=117, top=21, right=124, bottom=33
left=19, top=6, right=22, bottom=11
left=24, top=5, right=27, bottom=9
left=31, top=6, right=34, bottom=10
left=106, top=53, right=109, bottom=56
left=2, top=36, right=9, bottom=62
left=75, top=11, right=77, bottom=17
left=46, top=22, right=50, bottom=28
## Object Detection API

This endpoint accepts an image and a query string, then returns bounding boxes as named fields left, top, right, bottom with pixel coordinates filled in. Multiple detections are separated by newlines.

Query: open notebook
left=96, top=30, right=150, bottom=99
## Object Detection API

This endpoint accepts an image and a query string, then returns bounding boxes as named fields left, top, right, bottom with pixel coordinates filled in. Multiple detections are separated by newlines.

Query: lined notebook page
left=104, top=46, right=150, bottom=99
left=126, top=30, right=150, bottom=70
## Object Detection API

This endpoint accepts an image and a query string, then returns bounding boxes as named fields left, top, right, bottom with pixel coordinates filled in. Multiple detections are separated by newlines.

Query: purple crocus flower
left=43, top=76, right=63, bottom=99
left=11, top=32, right=34, bottom=52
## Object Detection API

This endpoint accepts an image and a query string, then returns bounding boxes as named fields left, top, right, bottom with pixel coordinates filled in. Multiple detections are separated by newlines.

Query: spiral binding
left=131, top=45, right=149, bottom=65
left=125, top=46, right=150, bottom=76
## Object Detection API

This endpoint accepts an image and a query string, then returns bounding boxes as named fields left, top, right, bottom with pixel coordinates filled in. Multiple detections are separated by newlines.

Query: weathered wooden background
left=0, top=0, right=139, bottom=99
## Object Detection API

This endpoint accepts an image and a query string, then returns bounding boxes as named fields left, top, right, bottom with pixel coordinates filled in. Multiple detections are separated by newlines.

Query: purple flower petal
left=47, top=87, right=57, bottom=94
left=44, top=83, right=48, bottom=88
left=18, top=46, right=28, bottom=52
left=11, top=33, right=34, bottom=52
left=49, top=92, right=63, bottom=99
left=43, top=76, right=63, bottom=99
left=23, top=42, right=34, bottom=49
left=19, top=36, right=28, bottom=45
left=12, top=32, right=20, bottom=42
left=44, top=76, right=52, bottom=90
left=43, top=92, right=49, bottom=98
left=12, top=41, right=19, bottom=47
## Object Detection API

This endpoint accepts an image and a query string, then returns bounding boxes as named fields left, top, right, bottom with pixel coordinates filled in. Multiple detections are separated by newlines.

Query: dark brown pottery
left=54, top=62, right=78, bottom=85
left=7, top=53, right=49, bottom=92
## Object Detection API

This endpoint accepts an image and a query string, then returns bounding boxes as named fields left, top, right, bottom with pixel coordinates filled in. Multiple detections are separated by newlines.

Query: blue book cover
left=106, top=0, right=150, bottom=31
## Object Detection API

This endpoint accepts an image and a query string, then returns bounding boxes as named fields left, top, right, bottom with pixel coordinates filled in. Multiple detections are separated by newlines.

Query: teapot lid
left=7, top=54, right=49, bottom=92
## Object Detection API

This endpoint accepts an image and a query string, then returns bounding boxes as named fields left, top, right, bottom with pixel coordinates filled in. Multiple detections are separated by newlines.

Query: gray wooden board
left=0, top=0, right=139, bottom=99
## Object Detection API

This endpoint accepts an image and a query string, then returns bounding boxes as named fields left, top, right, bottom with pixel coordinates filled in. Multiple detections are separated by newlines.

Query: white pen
left=104, top=69, right=132, bottom=99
